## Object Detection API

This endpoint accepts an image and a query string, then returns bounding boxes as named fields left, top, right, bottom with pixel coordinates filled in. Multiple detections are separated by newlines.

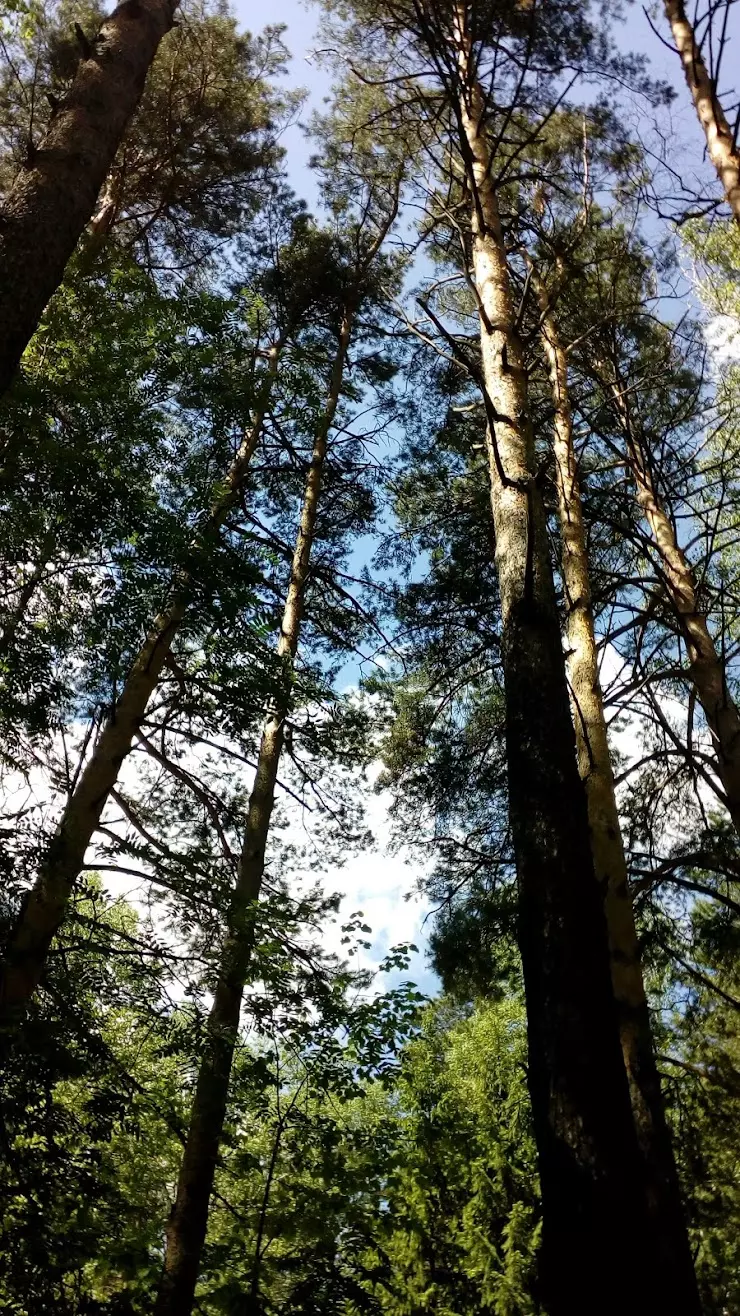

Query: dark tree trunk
left=0, top=0, right=177, bottom=397
left=451, top=8, right=661, bottom=1310
left=534, top=274, right=700, bottom=1312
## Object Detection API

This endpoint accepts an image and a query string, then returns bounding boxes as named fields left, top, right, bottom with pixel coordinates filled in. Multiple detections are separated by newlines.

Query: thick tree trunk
left=452, top=12, right=657, bottom=1312
left=0, top=0, right=178, bottom=398
left=154, top=309, right=353, bottom=1316
left=0, top=343, right=282, bottom=1034
left=536, top=280, right=700, bottom=1311
left=612, top=378, right=740, bottom=834
left=664, top=0, right=740, bottom=223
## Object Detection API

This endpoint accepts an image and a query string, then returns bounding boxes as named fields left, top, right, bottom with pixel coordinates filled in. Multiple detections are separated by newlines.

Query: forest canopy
left=1, top=0, right=740, bottom=1313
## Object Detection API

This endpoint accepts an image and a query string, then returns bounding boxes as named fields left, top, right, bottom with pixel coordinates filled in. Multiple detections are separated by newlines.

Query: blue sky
left=230, top=0, right=737, bottom=216
left=233, top=0, right=328, bottom=207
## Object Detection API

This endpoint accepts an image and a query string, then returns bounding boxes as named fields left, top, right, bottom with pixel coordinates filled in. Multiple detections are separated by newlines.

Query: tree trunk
left=0, top=526, right=57, bottom=654
left=664, top=0, right=740, bottom=223
left=451, top=10, right=657, bottom=1311
left=89, top=168, right=125, bottom=238
left=612, top=375, right=740, bottom=835
left=0, top=342, right=282, bottom=1035
left=0, top=0, right=178, bottom=399
left=154, top=308, right=353, bottom=1316
left=535, top=276, right=700, bottom=1311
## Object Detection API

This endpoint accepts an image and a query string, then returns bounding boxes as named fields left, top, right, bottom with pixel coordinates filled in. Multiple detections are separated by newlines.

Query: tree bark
left=451, top=9, right=657, bottom=1311
left=89, top=168, right=125, bottom=238
left=611, top=374, right=740, bottom=835
left=664, top=0, right=740, bottom=223
left=535, top=276, right=700, bottom=1311
left=0, top=0, right=179, bottom=399
left=0, top=342, right=282, bottom=1035
left=153, top=307, right=353, bottom=1316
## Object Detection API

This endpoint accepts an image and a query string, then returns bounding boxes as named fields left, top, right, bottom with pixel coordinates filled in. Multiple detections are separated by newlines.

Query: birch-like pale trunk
left=0, top=341, right=284, bottom=1032
left=535, top=277, right=700, bottom=1310
left=664, top=0, right=740, bottom=223
left=449, top=8, right=658, bottom=1311
left=153, top=307, right=353, bottom=1316
left=0, top=0, right=179, bottom=398
left=613, top=378, right=740, bottom=834
left=89, top=170, right=125, bottom=238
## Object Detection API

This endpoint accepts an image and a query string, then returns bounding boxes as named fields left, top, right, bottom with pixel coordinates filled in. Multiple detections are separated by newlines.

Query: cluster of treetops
left=0, top=0, right=739, bottom=1311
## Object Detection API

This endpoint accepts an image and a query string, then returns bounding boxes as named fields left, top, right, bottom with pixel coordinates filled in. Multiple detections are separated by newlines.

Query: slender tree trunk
left=0, top=342, right=283, bottom=1034
left=451, top=11, right=657, bottom=1312
left=534, top=276, right=700, bottom=1311
left=611, top=374, right=740, bottom=834
left=154, top=307, right=353, bottom=1316
left=0, top=0, right=179, bottom=399
left=664, top=0, right=740, bottom=223
left=0, top=526, right=56, bottom=654
left=89, top=168, right=125, bottom=238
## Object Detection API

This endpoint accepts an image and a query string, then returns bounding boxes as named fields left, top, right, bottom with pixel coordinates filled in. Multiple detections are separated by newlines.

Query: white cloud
left=705, top=313, right=740, bottom=367
left=289, top=763, right=437, bottom=995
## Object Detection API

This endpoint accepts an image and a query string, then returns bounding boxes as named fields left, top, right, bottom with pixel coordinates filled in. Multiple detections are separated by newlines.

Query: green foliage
left=0, top=0, right=294, bottom=270
left=652, top=879, right=740, bottom=1314
left=0, top=248, right=280, bottom=758
left=368, top=997, right=541, bottom=1316
left=0, top=882, right=184, bottom=1312
left=2, top=0, right=740, bottom=1311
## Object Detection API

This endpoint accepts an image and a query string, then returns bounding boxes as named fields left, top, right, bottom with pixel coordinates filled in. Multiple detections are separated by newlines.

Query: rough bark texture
left=452, top=11, right=657, bottom=1312
left=536, top=280, right=700, bottom=1311
left=664, top=0, right=740, bottom=223
left=0, top=345, right=282, bottom=1033
left=613, top=379, right=740, bottom=835
left=154, top=310, right=352, bottom=1316
left=0, top=0, right=178, bottom=398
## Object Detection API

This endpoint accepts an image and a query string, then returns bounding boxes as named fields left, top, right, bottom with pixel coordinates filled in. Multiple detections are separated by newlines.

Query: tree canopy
left=1, top=0, right=740, bottom=1312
